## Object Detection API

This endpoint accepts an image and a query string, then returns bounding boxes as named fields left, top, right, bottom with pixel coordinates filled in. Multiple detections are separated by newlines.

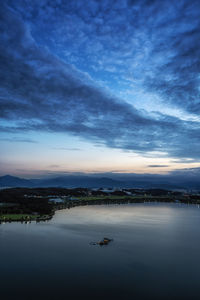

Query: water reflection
left=0, top=203, right=200, bottom=300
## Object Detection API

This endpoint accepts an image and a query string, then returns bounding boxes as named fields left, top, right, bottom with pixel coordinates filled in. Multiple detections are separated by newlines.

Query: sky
left=0, top=0, right=200, bottom=178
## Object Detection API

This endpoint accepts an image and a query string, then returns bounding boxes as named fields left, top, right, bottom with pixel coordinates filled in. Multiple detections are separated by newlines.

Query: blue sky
left=0, top=0, right=200, bottom=177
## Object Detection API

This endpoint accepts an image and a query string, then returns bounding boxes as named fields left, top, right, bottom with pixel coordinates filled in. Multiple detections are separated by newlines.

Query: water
left=0, top=203, right=200, bottom=300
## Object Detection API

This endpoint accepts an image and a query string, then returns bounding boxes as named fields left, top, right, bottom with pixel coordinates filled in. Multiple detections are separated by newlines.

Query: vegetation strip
left=0, top=187, right=200, bottom=223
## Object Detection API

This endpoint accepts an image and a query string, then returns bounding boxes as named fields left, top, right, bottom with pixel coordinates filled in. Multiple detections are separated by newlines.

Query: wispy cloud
left=148, top=165, right=169, bottom=168
left=0, top=1, right=200, bottom=161
left=48, top=164, right=60, bottom=168
left=0, top=137, right=37, bottom=143
left=52, top=147, right=81, bottom=151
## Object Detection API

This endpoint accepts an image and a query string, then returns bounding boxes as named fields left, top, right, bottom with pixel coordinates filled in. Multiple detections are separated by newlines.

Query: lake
left=1, top=202, right=200, bottom=300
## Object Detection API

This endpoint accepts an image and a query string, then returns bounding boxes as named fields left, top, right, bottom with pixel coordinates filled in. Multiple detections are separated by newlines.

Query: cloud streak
left=148, top=165, right=169, bottom=168
left=0, top=1, right=200, bottom=161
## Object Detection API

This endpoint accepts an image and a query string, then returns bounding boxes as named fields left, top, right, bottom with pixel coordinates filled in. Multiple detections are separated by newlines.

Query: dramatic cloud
left=0, top=1, right=200, bottom=161
left=8, top=0, right=199, bottom=114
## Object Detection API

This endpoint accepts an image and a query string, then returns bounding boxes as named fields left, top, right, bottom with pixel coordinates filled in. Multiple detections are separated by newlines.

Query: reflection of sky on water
left=52, top=202, right=200, bottom=227
left=1, top=203, right=200, bottom=300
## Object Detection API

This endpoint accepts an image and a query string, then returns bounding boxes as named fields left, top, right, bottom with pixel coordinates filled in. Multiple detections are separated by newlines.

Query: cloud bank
left=0, top=1, right=200, bottom=160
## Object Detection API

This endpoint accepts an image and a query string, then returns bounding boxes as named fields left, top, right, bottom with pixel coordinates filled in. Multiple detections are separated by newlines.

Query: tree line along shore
left=0, top=187, right=200, bottom=223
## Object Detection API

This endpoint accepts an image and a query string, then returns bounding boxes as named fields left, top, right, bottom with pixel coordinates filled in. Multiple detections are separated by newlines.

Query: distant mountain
left=0, top=175, right=32, bottom=187
left=0, top=175, right=124, bottom=188
left=0, top=173, right=199, bottom=190
left=34, top=175, right=124, bottom=188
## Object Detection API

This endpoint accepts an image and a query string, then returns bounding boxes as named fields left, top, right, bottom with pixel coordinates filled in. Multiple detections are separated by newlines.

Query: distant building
left=99, top=188, right=121, bottom=193
left=48, top=198, right=64, bottom=204
left=69, top=197, right=78, bottom=201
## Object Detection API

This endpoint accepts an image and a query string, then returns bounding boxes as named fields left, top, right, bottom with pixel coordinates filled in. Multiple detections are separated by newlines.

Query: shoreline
left=1, top=197, right=199, bottom=224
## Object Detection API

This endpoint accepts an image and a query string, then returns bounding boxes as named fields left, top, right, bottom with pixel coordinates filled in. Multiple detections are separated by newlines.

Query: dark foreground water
left=1, top=203, right=200, bottom=300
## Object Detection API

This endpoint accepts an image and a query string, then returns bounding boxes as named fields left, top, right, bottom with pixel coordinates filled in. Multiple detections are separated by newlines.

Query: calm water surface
left=1, top=203, right=200, bottom=300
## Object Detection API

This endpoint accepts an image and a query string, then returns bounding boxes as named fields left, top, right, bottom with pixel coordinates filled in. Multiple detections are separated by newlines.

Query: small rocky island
left=90, top=237, right=113, bottom=246
left=98, top=237, right=113, bottom=246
